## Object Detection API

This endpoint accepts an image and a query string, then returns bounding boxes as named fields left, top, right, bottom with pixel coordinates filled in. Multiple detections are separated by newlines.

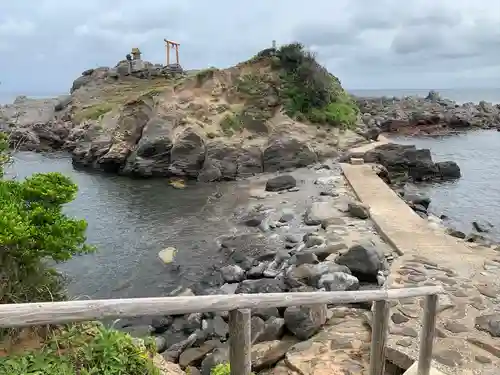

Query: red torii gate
left=164, top=39, right=180, bottom=66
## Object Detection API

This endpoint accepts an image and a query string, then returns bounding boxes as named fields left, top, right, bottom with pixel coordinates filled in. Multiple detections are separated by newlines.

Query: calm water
left=390, top=130, right=500, bottom=240
left=5, top=152, right=248, bottom=300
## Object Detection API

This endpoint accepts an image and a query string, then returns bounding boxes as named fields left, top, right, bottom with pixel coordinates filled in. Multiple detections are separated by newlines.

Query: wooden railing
left=0, top=286, right=443, bottom=375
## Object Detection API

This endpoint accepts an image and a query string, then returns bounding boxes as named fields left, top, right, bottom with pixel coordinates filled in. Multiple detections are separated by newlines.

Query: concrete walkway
left=341, top=161, right=500, bottom=375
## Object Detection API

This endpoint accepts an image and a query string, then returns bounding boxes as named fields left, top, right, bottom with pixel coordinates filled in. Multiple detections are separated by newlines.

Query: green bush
left=0, top=172, right=94, bottom=306
left=272, top=42, right=359, bottom=129
left=0, top=323, right=159, bottom=375
left=0, top=140, right=158, bottom=375
left=219, top=113, right=242, bottom=135
left=210, top=363, right=255, bottom=375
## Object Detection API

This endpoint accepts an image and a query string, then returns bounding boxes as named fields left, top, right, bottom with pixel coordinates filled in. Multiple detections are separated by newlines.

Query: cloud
left=0, top=0, right=500, bottom=96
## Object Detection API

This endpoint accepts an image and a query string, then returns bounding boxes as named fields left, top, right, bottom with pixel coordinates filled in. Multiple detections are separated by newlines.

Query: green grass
left=0, top=323, right=159, bottom=375
left=195, top=67, right=219, bottom=86
left=73, top=103, right=114, bottom=124
left=219, top=113, right=242, bottom=135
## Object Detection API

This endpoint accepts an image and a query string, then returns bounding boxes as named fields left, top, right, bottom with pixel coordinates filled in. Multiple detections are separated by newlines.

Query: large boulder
left=169, top=128, right=206, bottom=178
left=283, top=304, right=327, bottom=340
left=263, top=136, right=317, bottom=172
left=335, top=242, right=388, bottom=281
left=198, top=142, right=262, bottom=182
left=265, top=175, right=297, bottom=192
left=122, top=115, right=176, bottom=176
left=362, top=143, right=460, bottom=181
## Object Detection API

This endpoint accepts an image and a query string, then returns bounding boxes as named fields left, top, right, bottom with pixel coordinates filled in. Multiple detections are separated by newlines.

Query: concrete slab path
left=341, top=162, right=500, bottom=375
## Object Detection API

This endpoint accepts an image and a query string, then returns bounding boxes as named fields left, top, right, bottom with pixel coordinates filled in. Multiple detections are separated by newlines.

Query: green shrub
left=196, top=67, right=218, bottom=86
left=0, top=323, right=159, bottom=375
left=271, top=42, right=359, bottom=128
left=0, top=142, right=157, bottom=375
left=73, top=103, right=113, bottom=123
left=219, top=113, right=242, bottom=135
left=211, top=363, right=255, bottom=375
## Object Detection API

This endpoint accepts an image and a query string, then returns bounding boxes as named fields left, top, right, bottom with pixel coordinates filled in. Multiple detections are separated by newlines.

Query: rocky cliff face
left=1, top=46, right=366, bottom=181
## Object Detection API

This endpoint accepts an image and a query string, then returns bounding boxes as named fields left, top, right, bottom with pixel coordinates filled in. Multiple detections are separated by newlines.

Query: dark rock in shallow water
left=265, top=175, right=297, bottom=192
left=360, top=143, right=460, bottom=182
left=436, top=161, right=461, bottom=179
left=446, top=228, right=466, bottom=239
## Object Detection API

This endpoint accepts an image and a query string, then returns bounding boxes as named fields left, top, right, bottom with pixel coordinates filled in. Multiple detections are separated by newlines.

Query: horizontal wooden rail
left=0, top=286, right=443, bottom=328
left=0, top=286, right=444, bottom=375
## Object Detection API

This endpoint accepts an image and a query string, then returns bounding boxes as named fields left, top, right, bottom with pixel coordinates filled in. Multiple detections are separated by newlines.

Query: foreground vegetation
left=0, top=133, right=158, bottom=374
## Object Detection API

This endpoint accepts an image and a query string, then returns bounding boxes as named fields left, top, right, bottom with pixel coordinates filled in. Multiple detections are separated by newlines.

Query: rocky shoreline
left=356, top=90, right=500, bottom=137
left=115, top=161, right=397, bottom=374
left=113, top=144, right=494, bottom=375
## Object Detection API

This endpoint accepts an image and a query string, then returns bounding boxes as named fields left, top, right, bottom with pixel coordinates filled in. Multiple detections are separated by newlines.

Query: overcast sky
left=1, top=0, right=500, bottom=96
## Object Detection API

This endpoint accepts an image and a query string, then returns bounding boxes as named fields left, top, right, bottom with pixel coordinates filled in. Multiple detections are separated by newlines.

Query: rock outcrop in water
left=342, top=143, right=461, bottom=183
left=1, top=43, right=367, bottom=180
left=355, top=90, right=500, bottom=136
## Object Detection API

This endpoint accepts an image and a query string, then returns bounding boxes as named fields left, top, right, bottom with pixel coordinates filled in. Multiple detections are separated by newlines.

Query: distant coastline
left=3, top=88, right=500, bottom=106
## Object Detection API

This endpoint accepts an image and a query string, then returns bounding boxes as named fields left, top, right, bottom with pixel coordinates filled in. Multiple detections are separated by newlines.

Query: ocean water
left=390, top=130, right=500, bottom=242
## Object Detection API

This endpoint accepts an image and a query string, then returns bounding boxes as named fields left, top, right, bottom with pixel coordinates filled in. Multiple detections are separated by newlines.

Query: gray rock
left=258, top=317, right=286, bottom=342
left=279, top=209, right=295, bottom=223
left=251, top=316, right=266, bottom=344
left=318, top=272, right=360, bottom=291
left=475, top=314, right=500, bottom=337
left=285, top=262, right=351, bottom=288
left=307, top=242, right=348, bottom=261
left=263, top=136, right=317, bottom=172
left=201, top=347, right=229, bottom=375
left=235, top=279, right=285, bottom=294
left=284, top=233, right=301, bottom=243
left=446, top=228, right=466, bottom=239
left=247, top=262, right=267, bottom=279
left=265, top=175, right=297, bottom=192
left=252, top=307, right=280, bottom=321
left=305, top=235, right=325, bottom=248
left=290, top=252, right=319, bottom=266
left=284, top=304, right=327, bottom=340
left=304, top=202, right=340, bottom=225
left=220, top=265, right=245, bottom=283
left=178, top=340, right=221, bottom=368
left=162, top=331, right=199, bottom=362
left=348, top=202, right=370, bottom=219
left=205, top=316, right=229, bottom=340
left=336, top=242, right=388, bottom=279
left=151, top=315, right=173, bottom=333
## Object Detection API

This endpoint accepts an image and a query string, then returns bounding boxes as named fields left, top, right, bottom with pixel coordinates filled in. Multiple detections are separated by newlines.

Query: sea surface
left=390, top=130, right=500, bottom=241
left=4, top=152, right=250, bottom=300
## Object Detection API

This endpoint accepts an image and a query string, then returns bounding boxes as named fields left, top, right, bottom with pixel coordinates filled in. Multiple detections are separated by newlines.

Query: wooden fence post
left=417, top=294, right=438, bottom=375
left=229, top=309, right=251, bottom=375
left=369, top=300, right=390, bottom=375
